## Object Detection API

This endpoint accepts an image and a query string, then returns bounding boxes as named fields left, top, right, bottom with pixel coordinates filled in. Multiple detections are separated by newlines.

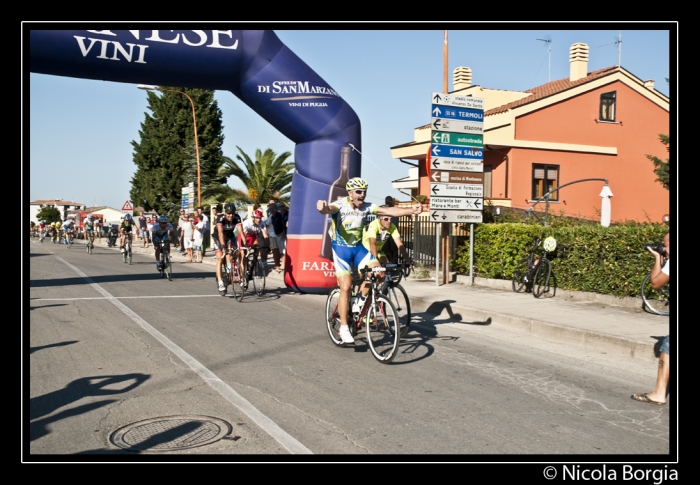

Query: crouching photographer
left=631, top=232, right=670, bottom=405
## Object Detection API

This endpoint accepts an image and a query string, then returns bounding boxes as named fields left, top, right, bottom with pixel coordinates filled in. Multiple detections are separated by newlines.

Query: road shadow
left=29, top=302, right=68, bottom=311
left=30, top=340, right=78, bottom=354
left=30, top=271, right=215, bottom=287
left=30, top=373, right=150, bottom=441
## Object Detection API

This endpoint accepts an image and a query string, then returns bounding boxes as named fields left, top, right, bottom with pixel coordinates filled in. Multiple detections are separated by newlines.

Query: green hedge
left=451, top=222, right=668, bottom=298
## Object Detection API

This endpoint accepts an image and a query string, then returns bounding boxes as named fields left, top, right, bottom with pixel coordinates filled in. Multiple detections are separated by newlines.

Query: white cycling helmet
left=543, top=236, right=557, bottom=252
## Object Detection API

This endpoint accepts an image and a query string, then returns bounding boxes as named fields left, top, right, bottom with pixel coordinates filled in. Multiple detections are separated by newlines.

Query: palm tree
left=217, top=146, right=294, bottom=207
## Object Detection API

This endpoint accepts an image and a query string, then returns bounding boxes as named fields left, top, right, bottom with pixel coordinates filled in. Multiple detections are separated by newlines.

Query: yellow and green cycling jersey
left=328, top=197, right=379, bottom=247
left=362, top=218, right=400, bottom=256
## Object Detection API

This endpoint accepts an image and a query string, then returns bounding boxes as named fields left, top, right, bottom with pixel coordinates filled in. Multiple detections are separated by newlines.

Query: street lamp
left=137, top=84, right=201, bottom=208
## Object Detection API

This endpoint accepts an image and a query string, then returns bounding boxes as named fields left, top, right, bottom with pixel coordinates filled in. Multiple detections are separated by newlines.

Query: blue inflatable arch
left=30, top=30, right=361, bottom=293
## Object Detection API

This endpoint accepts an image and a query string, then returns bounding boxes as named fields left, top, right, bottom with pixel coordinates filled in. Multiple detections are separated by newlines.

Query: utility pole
left=441, top=29, right=450, bottom=285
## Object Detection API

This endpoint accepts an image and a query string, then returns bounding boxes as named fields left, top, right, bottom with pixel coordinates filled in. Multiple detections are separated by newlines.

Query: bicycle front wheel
left=325, top=286, right=345, bottom=347
left=533, top=259, right=551, bottom=298
left=512, top=257, right=530, bottom=293
left=384, top=284, right=411, bottom=337
left=127, top=246, right=132, bottom=265
left=232, top=261, right=245, bottom=301
left=165, top=253, right=172, bottom=280
left=641, top=273, right=669, bottom=315
left=253, top=260, right=265, bottom=296
left=366, top=295, right=401, bottom=363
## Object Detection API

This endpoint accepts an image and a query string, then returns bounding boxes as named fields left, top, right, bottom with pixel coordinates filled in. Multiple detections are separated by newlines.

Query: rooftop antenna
left=536, top=35, right=551, bottom=82
left=597, top=31, right=622, bottom=67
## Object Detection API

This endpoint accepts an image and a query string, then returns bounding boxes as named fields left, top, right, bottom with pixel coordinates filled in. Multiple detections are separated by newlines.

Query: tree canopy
left=36, top=206, right=62, bottom=224
left=645, top=134, right=670, bottom=191
left=211, top=146, right=294, bottom=208
left=130, top=87, right=226, bottom=219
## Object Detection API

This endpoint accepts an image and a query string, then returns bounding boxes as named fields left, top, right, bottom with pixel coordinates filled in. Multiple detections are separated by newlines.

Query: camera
left=644, top=242, right=666, bottom=255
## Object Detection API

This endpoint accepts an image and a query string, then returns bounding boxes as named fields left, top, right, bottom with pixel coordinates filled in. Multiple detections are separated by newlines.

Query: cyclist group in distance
left=317, top=177, right=420, bottom=344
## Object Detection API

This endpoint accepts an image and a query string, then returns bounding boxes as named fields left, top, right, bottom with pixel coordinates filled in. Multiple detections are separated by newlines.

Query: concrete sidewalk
left=101, top=238, right=671, bottom=365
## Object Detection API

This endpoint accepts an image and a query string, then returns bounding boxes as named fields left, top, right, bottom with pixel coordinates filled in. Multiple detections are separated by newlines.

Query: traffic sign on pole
left=429, top=210, right=483, bottom=223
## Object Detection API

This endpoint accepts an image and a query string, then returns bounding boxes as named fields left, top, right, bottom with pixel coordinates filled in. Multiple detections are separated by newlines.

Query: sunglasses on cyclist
left=354, top=190, right=366, bottom=195
left=380, top=217, right=391, bottom=221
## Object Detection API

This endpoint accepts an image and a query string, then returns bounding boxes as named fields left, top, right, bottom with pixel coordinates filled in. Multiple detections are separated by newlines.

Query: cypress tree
left=130, top=87, right=225, bottom=218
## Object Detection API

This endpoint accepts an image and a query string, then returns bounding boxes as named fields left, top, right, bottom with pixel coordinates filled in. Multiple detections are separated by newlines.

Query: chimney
left=453, top=67, right=472, bottom=91
left=569, top=43, right=589, bottom=82
left=644, top=80, right=655, bottom=90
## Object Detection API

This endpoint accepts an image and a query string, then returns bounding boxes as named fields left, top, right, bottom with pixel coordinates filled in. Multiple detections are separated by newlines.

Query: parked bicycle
left=157, top=240, right=172, bottom=280
left=641, top=271, right=670, bottom=316
left=325, top=265, right=401, bottom=363
left=512, top=236, right=565, bottom=298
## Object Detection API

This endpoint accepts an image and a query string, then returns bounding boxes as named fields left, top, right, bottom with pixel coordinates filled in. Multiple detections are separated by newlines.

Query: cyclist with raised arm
left=316, top=177, right=422, bottom=344
left=234, top=209, right=269, bottom=287
left=362, top=214, right=414, bottom=286
left=119, top=213, right=135, bottom=254
left=83, top=214, right=97, bottom=247
left=151, top=215, right=173, bottom=271
left=214, top=203, right=241, bottom=292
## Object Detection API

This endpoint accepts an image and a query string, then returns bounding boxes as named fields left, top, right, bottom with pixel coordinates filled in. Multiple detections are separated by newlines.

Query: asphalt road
left=27, top=240, right=670, bottom=459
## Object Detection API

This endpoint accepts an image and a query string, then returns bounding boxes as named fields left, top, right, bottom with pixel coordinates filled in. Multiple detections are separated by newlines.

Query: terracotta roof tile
left=485, top=66, right=619, bottom=115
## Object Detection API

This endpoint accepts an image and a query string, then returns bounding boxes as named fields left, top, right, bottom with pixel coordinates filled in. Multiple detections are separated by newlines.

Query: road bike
left=375, top=262, right=412, bottom=337
left=512, top=236, right=565, bottom=298
left=217, top=248, right=237, bottom=297
left=157, top=240, right=172, bottom=280
left=641, top=271, right=670, bottom=316
left=66, top=230, right=74, bottom=248
left=325, top=266, right=401, bottom=364
left=122, top=233, right=132, bottom=264
left=230, top=245, right=267, bottom=300
left=39, top=229, right=45, bottom=243
left=85, top=232, right=94, bottom=254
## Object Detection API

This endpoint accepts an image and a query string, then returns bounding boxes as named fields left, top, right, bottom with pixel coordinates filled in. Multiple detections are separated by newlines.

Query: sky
left=27, top=26, right=674, bottom=211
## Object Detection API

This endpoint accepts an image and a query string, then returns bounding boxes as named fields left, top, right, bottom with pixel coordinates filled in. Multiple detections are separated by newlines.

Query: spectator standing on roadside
left=382, top=196, right=400, bottom=263
left=631, top=232, right=671, bottom=405
left=193, top=217, right=204, bottom=263
left=197, top=206, right=210, bottom=257
left=138, top=211, right=148, bottom=247
left=278, top=202, right=289, bottom=266
left=266, top=202, right=284, bottom=272
left=176, top=209, right=188, bottom=254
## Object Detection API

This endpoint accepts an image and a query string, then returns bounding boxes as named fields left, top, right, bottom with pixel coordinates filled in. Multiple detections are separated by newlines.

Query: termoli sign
left=30, top=29, right=361, bottom=294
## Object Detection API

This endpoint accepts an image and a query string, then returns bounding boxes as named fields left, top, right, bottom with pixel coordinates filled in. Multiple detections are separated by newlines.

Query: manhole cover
left=110, top=415, right=232, bottom=452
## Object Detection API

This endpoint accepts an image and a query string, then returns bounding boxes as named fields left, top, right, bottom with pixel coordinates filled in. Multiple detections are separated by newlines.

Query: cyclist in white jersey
left=83, top=214, right=96, bottom=247
left=317, top=177, right=422, bottom=344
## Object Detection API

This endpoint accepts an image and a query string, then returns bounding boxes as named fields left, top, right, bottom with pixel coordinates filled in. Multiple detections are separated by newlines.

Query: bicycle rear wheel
left=383, top=283, right=411, bottom=337
left=641, top=273, right=669, bottom=315
left=253, top=260, right=265, bottom=296
left=325, top=286, right=345, bottom=347
left=512, top=257, right=530, bottom=293
left=533, top=259, right=551, bottom=298
left=366, top=295, right=400, bottom=363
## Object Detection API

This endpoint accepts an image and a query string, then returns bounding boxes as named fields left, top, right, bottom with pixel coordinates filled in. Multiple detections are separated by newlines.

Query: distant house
left=30, top=199, right=85, bottom=223
left=67, top=206, right=125, bottom=227
left=390, top=43, right=670, bottom=223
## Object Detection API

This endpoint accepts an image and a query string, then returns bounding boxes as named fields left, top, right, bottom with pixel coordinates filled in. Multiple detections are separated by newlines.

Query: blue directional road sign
left=431, top=105, right=484, bottom=122
left=431, top=144, right=483, bottom=160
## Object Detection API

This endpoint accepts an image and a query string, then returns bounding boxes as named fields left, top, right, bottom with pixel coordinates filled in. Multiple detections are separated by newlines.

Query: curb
left=407, top=295, right=657, bottom=364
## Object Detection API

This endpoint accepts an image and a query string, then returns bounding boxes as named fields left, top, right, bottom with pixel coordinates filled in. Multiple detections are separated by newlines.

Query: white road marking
left=54, top=256, right=313, bottom=455
left=32, top=295, right=221, bottom=301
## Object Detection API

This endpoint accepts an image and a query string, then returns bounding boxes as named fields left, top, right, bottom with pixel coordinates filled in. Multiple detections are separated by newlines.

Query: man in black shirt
left=214, top=203, right=241, bottom=293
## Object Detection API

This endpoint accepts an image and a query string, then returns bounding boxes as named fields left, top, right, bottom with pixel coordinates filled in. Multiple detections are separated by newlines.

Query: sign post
left=429, top=92, right=484, bottom=284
